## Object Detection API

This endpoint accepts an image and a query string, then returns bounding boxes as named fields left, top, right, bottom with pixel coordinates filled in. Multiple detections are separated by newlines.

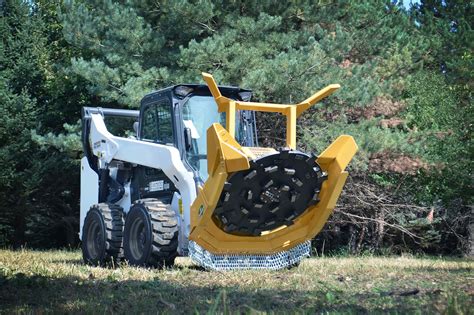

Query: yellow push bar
left=202, top=72, right=340, bottom=149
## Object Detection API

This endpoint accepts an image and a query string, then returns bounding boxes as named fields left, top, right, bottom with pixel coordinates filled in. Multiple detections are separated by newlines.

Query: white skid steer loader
left=80, top=73, right=357, bottom=270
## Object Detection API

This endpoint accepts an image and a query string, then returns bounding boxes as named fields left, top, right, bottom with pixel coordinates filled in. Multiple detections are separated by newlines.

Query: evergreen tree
left=0, top=0, right=470, bottom=253
left=0, top=0, right=87, bottom=247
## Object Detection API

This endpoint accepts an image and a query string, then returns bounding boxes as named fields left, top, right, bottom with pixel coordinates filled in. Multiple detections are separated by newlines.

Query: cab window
left=140, top=99, right=174, bottom=144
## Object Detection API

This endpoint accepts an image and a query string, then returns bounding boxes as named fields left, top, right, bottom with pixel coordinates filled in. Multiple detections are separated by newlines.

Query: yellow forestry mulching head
left=187, top=74, right=357, bottom=269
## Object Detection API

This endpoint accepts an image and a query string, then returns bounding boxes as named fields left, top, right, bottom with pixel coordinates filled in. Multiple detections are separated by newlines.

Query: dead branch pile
left=313, top=174, right=470, bottom=255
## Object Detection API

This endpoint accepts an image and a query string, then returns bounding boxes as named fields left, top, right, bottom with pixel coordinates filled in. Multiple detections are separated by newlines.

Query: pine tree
left=0, top=0, right=470, bottom=252
left=0, top=0, right=87, bottom=247
left=1, top=1, right=42, bottom=246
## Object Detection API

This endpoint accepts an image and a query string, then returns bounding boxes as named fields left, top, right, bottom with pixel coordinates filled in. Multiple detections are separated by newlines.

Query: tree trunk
left=12, top=212, right=26, bottom=249
left=468, top=206, right=474, bottom=257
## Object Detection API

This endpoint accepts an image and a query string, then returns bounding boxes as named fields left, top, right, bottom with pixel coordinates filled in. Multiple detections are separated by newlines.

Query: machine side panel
left=80, top=156, right=99, bottom=239
left=130, top=166, right=176, bottom=202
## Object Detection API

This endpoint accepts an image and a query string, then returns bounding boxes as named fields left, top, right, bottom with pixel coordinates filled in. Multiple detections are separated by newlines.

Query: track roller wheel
left=123, top=198, right=178, bottom=267
left=82, top=203, right=124, bottom=266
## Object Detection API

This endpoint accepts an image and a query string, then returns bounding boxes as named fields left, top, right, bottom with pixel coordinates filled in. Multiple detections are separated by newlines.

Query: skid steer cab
left=80, top=73, right=357, bottom=270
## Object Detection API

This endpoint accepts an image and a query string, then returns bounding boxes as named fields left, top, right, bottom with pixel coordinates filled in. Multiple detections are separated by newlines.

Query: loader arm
left=87, top=113, right=196, bottom=241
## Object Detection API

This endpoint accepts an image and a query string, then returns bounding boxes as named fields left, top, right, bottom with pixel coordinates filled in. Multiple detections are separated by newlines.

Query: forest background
left=0, top=0, right=472, bottom=256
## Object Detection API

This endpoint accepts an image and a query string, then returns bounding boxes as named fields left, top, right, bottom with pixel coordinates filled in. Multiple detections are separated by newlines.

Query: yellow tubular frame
left=188, top=73, right=357, bottom=255
left=202, top=72, right=340, bottom=149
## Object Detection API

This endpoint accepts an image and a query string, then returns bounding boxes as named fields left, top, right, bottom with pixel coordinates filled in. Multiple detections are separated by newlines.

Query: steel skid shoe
left=188, top=73, right=358, bottom=270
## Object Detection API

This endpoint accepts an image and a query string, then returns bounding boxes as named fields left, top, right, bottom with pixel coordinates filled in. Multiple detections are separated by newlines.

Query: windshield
left=182, top=96, right=226, bottom=181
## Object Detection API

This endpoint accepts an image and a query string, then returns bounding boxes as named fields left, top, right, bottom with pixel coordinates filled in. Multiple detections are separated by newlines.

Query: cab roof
left=141, top=84, right=252, bottom=105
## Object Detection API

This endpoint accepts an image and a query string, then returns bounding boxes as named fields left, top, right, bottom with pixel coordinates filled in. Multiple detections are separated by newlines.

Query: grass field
left=0, top=249, right=472, bottom=314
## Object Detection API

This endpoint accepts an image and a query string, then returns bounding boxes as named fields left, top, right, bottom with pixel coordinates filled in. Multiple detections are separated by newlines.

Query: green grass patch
left=0, top=249, right=472, bottom=314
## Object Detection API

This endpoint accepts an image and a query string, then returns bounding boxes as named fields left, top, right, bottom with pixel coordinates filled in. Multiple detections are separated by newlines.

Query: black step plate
left=212, top=149, right=327, bottom=236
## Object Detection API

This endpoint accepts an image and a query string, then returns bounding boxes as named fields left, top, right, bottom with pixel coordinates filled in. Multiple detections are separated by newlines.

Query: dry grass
left=0, top=249, right=472, bottom=314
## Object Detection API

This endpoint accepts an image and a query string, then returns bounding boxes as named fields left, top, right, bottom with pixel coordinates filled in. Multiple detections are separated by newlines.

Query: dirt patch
left=369, top=151, right=429, bottom=175
left=347, top=97, right=406, bottom=122
left=379, top=118, right=405, bottom=129
left=318, top=97, right=406, bottom=123
left=433, top=130, right=454, bottom=139
left=320, top=109, right=342, bottom=122
left=339, top=59, right=353, bottom=69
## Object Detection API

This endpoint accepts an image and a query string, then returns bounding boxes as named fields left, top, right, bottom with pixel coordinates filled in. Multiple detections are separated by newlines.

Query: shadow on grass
left=404, top=266, right=473, bottom=274
left=1, top=260, right=471, bottom=314
left=50, top=258, right=84, bottom=264
left=50, top=258, right=209, bottom=272
left=0, top=272, right=372, bottom=314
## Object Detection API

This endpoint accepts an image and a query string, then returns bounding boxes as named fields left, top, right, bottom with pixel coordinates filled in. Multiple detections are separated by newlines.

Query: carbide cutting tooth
left=225, top=224, right=237, bottom=232
left=285, top=213, right=296, bottom=221
left=279, top=149, right=290, bottom=160
left=284, top=168, right=296, bottom=175
left=224, top=192, right=231, bottom=202
left=313, top=166, right=321, bottom=173
left=241, top=207, right=249, bottom=215
left=290, top=192, right=300, bottom=203
left=239, top=227, right=249, bottom=233
left=254, top=203, right=263, bottom=209
left=223, top=182, right=232, bottom=191
left=265, top=221, right=276, bottom=227
left=312, top=191, right=320, bottom=200
left=294, top=207, right=305, bottom=215
left=318, top=172, right=328, bottom=185
left=249, top=218, right=259, bottom=224
left=270, top=206, right=279, bottom=214
left=264, top=166, right=278, bottom=173
left=221, top=215, right=228, bottom=224
left=264, top=180, right=274, bottom=188
left=308, top=192, right=320, bottom=205
left=214, top=207, right=223, bottom=215
left=292, top=177, right=303, bottom=187
left=244, top=170, right=257, bottom=181
left=305, top=154, right=318, bottom=165
left=280, top=185, right=290, bottom=192
left=247, top=190, right=253, bottom=200
left=314, top=188, right=321, bottom=199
